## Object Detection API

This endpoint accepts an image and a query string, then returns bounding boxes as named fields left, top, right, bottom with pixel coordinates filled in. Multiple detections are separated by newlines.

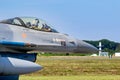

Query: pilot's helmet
left=35, top=19, right=39, bottom=23
left=32, top=19, right=39, bottom=27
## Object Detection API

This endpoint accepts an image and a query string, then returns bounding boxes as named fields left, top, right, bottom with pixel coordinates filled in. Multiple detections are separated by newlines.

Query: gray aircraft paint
left=0, top=57, right=42, bottom=75
left=0, top=23, right=97, bottom=53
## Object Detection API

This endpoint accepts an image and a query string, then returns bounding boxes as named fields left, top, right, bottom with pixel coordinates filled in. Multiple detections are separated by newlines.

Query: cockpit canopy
left=0, top=17, right=58, bottom=33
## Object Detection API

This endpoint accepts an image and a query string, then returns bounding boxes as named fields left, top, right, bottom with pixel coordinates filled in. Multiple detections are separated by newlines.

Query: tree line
left=84, top=39, right=120, bottom=54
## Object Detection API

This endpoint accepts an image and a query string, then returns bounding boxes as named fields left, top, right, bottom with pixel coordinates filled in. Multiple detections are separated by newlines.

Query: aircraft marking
left=53, top=38, right=65, bottom=42
left=22, top=33, right=27, bottom=38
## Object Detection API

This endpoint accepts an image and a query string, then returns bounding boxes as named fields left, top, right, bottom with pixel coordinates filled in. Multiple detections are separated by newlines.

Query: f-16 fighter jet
left=0, top=17, right=98, bottom=80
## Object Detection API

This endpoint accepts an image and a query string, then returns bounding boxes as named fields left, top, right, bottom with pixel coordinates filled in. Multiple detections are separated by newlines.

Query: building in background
left=115, top=52, right=120, bottom=56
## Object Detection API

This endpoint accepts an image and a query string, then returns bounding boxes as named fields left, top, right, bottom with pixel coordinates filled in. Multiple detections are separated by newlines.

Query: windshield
left=0, top=17, right=58, bottom=33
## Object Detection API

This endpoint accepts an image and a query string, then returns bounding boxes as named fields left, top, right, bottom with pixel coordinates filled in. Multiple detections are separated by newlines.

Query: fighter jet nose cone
left=75, top=40, right=98, bottom=53
left=86, top=44, right=98, bottom=53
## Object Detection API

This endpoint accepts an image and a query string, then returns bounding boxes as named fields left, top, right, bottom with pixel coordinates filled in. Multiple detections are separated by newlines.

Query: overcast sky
left=0, top=0, right=120, bottom=42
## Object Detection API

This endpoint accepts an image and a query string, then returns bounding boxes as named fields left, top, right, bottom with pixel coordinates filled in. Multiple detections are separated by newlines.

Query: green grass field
left=20, top=75, right=120, bottom=80
left=20, top=56, right=120, bottom=80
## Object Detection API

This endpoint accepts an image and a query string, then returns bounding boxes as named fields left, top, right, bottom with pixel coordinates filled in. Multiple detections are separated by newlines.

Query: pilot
left=31, top=19, right=40, bottom=30
left=42, top=24, right=51, bottom=32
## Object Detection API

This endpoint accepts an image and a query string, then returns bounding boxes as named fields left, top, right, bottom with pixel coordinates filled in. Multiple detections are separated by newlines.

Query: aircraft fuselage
left=0, top=23, right=97, bottom=53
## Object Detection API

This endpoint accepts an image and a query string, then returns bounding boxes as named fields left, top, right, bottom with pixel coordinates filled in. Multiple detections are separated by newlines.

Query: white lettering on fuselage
left=53, top=38, right=65, bottom=42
